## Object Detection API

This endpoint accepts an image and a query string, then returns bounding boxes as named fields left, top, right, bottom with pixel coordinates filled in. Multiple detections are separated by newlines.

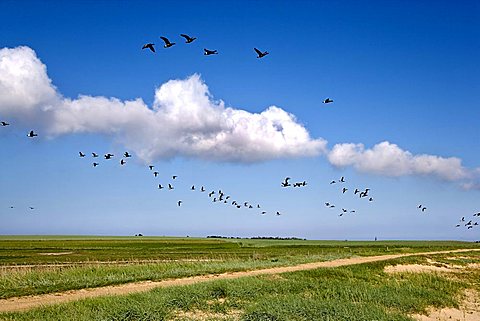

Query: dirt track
left=1, top=248, right=479, bottom=313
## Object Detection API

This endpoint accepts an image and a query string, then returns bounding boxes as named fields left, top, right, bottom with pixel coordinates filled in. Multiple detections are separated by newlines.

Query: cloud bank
left=0, top=46, right=326, bottom=162
left=0, top=46, right=478, bottom=188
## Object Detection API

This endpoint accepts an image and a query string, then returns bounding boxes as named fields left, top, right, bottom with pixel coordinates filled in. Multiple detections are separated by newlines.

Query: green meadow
left=0, top=236, right=479, bottom=320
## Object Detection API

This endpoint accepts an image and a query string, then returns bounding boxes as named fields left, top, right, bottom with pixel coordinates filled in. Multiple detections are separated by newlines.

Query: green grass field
left=0, top=236, right=479, bottom=320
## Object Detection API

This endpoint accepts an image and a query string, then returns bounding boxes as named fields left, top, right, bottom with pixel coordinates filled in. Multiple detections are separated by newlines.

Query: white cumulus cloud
left=328, top=141, right=469, bottom=181
left=0, top=46, right=327, bottom=162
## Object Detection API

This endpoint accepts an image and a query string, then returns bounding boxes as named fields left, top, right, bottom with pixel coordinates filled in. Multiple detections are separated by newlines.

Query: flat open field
left=1, top=237, right=479, bottom=320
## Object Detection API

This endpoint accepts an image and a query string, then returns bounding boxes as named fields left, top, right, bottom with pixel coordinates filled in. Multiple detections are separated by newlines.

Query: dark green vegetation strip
left=1, top=237, right=478, bottom=299
left=1, top=252, right=479, bottom=321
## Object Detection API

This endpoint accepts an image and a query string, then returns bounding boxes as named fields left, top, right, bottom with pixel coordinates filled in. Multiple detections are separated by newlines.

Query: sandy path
left=1, top=248, right=479, bottom=313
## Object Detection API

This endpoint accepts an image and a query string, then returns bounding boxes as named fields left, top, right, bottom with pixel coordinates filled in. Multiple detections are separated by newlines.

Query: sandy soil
left=0, top=248, right=479, bottom=313
left=412, top=289, right=480, bottom=321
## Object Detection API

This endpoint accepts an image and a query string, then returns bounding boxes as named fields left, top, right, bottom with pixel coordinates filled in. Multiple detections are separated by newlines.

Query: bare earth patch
left=172, top=308, right=242, bottom=321
left=412, top=289, right=480, bottom=321
left=384, top=264, right=463, bottom=274
left=38, top=252, right=73, bottom=256
left=0, top=248, right=479, bottom=313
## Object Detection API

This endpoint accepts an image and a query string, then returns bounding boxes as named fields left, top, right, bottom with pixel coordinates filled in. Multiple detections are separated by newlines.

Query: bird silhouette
left=93, top=162, right=99, bottom=167
left=168, top=184, right=174, bottom=190
left=177, top=200, right=182, bottom=206
left=281, top=177, right=291, bottom=187
left=158, top=184, right=164, bottom=189
left=201, top=186, right=205, bottom=192
left=325, top=202, right=331, bottom=207
left=369, top=197, right=373, bottom=202
left=79, top=152, right=85, bottom=157
left=330, top=180, right=336, bottom=184
left=204, top=48, right=218, bottom=55
left=92, top=152, right=98, bottom=157
left=142, top=43, right=155, bottom=52
left=153, top=171, right=159, bottom=177
left=124, top=152, right=132, bottom=158
left=456, top=224, right=460, bottom=227
left=29, top=207, right=34, bottom=210
left=172, top=175, right=177, bottom=180
left=323, top=98, right=333, bottom=104
left=261, top=211, right=267, bottom=215
left=191, top=185, right=195, bottom=190
left=104, top=153, right=114, bottom=159
left=180, top=34, right=196, bottom=43
left=354, top=188, right=360, bottom=194
left=27, top=130, right=37, bottom=138
left=254, top=47, right=269, bottom=58
left=120, top=159, right=126, bottom=165
left=149, top=165, right=154, bottom=170
left=276, top=211, right=281, bottom=216
left=342, top=187, right=348, bottom=193
left=421, top=207, right=427, bottom=212
left=339, top=176, right=345, bottom=183
left=160, top=37, right=175, bottom=48
left=1, top=121, right=9, bottom=126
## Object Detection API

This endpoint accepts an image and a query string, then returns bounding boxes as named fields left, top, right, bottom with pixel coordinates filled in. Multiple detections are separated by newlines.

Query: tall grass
left=2, top=253, right=479, bottom=321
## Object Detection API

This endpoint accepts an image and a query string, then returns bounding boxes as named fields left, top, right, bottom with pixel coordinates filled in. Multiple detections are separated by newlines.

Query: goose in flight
left=153, top=171, right=159, bottom=177
left=191, top=185, right=195, bottom=190
left=168, top=184, right=174, bottom=190
left=276, top=211, right=281, bottom=216
left=180, top=34, right=196, bottom=43
left=79, top=152, right=85, bottom=157
left=201, top=186, right=205, bottom=192
left=354, top=188, right=360, bottom=195
left=120, top=159, right=126, bottom=165
left=158, top=184, right=164, bottom=189
left=323, top=98, right=333, bottom=104
left=330, top=180, right=336, bottom=184
left=339, top=176, right=345, bottom=183
left=0, top=121, right=9, bottom=126
left=149, top=165, right=154, bottom=170
left=421, top=207, right=427, bottom=212
left=104, top=153, right=114, bottom=159
left=342, top=187, right=348, bottom=194
left=160, top=36, right=175, bottom=48
left=142, top=43, right=155, bottom=52
left=281, top=177, right=291, bottom=187
left=124, top=152, right=132, bottom=158
left=172, top=175, right=177, bottom=180
left=177, top=200, right=182, bottom=206
left=261, top=211, right=267, bottom=215
left=254, top=47, right=269, bottom=58
left=92, top=152, right=98, bottom=157
left=204, top=48, right=218, bottom=55
left=27, top=130, right=38, bottom=138
left=368, top=197, right=373, bottom=202
left=93, top=162, right=99, bottom=167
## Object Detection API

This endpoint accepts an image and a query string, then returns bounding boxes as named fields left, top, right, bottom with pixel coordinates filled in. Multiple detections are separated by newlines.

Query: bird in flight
left=27, top=130, right=38, bottom=138
left=149, top=165, right=154, bottom=170
left=180, top=34, right=196, bottom=43
left=421, top=207, right=427, bottom=212
left=172, top=175, right=177, bottom=180
left=29, top=207, right=35, bottom=210
left=153, top=171, right=159, bottom=177
left=168, top=184, right=174, bottom=190
left=177, top=200, right=182, bottom=206
left=354, top=188, right=360, bottom=195
left=0, top=121, right=9, bottom=126
left=276, top=211, right=281, bottom=216
left=191, top=185, right=195, bottom=191
left=104, top=153, right=114, bottom=159
left=281, top=177, right=291, bottom=187
left=254, top=47, right=269, bottom=58
left=124, top=152, right=132, bottom=158
left=204, top=48, right=218, bottom=55
left=330, top=180, right=336, bottom=184
left=339, top=176, right=345, bottom=183
left=323, top=98, right=333, bottom=104
left=79, top=152, right=85, bottom=157
left=160, top=36, right=175, bottom=48
left=201, top=186, right=205, bottom=192
left=158, top=184, right=164, bottom=189
left=142, top=43, right=155, bottom=52
left=92, top=152, right=98, bottom=158
left=342, top=187, right=348, bottom=194
left=120, top=159, right=126, bottom=165
left=93, top=162, right=99, bottom=167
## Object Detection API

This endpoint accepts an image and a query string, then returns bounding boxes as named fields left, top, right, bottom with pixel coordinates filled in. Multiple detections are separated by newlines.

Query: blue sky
left=0, top=0, right=479, bottom=240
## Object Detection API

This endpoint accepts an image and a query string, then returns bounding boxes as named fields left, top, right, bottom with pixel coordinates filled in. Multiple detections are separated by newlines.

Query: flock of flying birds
left=1, top=33, right=478, bottom=234
left=141, top=34, right=335, bottom=105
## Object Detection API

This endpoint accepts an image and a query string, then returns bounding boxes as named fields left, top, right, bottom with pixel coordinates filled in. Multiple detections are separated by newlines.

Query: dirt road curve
left=1, top=248, right=479, bottom=313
